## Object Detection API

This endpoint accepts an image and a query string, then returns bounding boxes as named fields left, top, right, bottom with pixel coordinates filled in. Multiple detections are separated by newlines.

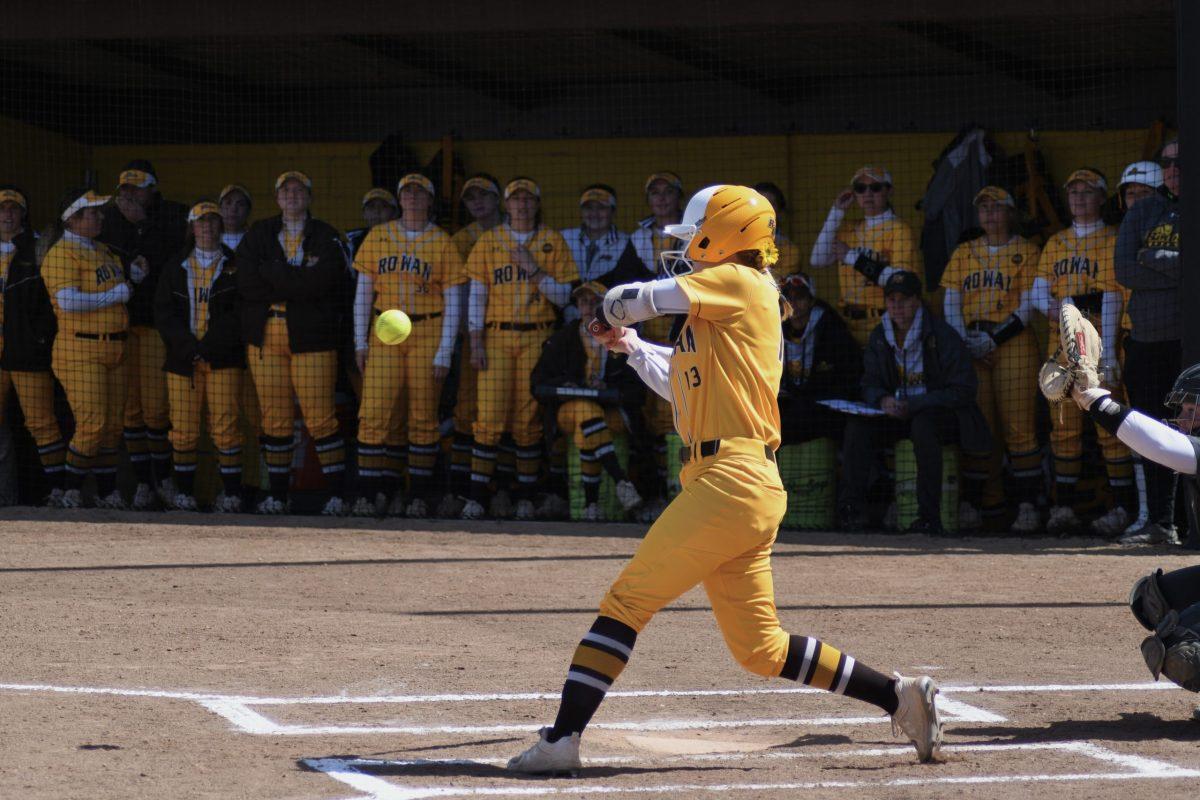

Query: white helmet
left=659, top=185, right=775, bottom=277
left=1119, top=160, right=1164, bottom=192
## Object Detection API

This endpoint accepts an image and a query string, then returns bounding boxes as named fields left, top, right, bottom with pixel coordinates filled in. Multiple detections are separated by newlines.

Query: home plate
left=626, top=733, right=772, bottom=754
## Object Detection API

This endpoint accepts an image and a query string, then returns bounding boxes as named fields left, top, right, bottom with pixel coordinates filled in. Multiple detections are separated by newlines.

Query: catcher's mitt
left=1038, top=302, right=1102, bottom=403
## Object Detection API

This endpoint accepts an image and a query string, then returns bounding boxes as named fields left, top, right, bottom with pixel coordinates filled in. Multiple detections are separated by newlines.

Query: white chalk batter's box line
left=305, top=742, right=1200, bottom=799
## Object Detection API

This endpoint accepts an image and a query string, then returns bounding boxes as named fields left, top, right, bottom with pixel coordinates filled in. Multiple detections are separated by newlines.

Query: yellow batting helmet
left=660, top=185, right=776, bottom=276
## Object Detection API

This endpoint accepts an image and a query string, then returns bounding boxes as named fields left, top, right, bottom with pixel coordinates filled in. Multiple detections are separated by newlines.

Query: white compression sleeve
left=603, top=278, right=690, bottom=325
left=434, top=284, right=463, bottom=369
left=1031, top=278, right=1052, bottom=316
left=627, top=336, right=675, bottom=401
left=536, top=275, right=572, bottom=308
left=943, top=289, right=967, bottom=338
left=354, top=273, right=373, bottom=351
left=1101, top=290, right=1122, bottom=354
left=468, top=279, right=487, bottom=331
left=55, top=283, right=130, bottom=313
left=1015, top=289, right=1033, bottom=324
left=809, top=205, right=845, bottom=267
left=1118, top=409, right=1199, bottom=475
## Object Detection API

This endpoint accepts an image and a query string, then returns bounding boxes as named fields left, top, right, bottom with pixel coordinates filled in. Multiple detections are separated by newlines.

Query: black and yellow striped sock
left=780, top=635, right=897, bottom=714
left=124, top=425, right=152, bottom=484
left=548, top=616, right=637, bottom=741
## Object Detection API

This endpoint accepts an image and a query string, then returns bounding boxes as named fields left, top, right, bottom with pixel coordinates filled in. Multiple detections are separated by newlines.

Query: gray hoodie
left=1115, top=191, right=1181, bottom=342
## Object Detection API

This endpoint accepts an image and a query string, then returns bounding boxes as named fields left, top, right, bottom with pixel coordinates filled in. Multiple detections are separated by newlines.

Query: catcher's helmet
left=660, top=185, right=776, bottom=277
left=1164, top=362, right=1200, bottom=432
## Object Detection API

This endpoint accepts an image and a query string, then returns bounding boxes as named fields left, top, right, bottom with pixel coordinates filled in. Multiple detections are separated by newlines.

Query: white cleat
left=59, top=488, right=83, bottom=509
left=489, top=489, right=514, bottom=519
left=636, top=496, right=666, bottom=523
left=44, top=487, right=66, bottom=508
left=514, top=499, right=536, bottom=521
left=172, top=493, right=198, bottom=512
left=406, top=497, right=428, bottom=518
left=1009, top=502, right=1040, bottom=534
left=891, top=673, right=942, bottom=763
left=156, top=478, right=179, bottom=507
left=95, top=490, right=127, bottom=510
left=131, top=482, right=158, bottom=510
left=256, top=495, right=287, bottom=515
left=957, top=501, right=982, bottom=531
left=582, top=502, right=603, bottom=522
left=615, top=479, right=642, bottom=512
left=212, top=492, right=242, bottom=513
left=461, top=499, right=485, bottom=520
left=1090, top=506, right=1130, bottom=538
left=387, top=493, right=407, bottom=517
left=322, top=496, right=348, bottom=516
left=1045, top=505, right=1081, bottom=536
left=436, top=493, right=465, bottom=518
left=536, top=493, right=569, bottom=520
left=507, top=727, right=581, bottom=776
left=349, top=496, right=376, bottom=517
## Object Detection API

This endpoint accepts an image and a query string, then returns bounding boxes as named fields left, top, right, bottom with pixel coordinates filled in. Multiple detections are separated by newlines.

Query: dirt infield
left=1, top=508, right=1199, bottom=799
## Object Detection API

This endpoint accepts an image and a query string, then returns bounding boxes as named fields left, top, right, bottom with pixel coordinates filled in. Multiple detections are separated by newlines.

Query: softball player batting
left=507, top=185, right=941, bottom=776
left=42, top=187, right=132, bottom=509
left=464, top=177, right=578, bottom=521
left=1032, top=168, right=1134, bottom=536
left=237, top=171, right=349, bottom=515
left=154, top=202, right=245, bottom=512
left=941, top=186, right=1043, bottom=533
left=0, top=186, right=67, bottom=505
left=351, top=173, right=465, bottom=518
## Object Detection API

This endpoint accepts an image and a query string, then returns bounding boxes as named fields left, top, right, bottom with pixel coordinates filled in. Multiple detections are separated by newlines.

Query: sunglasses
left=782, top=274, right=813, bottom=294
left=853, top=182, right=887, bottom=194
left=1160, top=156, right=1179, bottom=169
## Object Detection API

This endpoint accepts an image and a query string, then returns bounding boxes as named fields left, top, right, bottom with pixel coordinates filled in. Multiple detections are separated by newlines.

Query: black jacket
left=236, top=215, right=346, bottom=353
left=862, top=307, right=992, bottom=453
left=99, top=195, right=188, bottom=328
left=531, top=320, right=645, bottom=411
left=780, top=299, right=861, bottom=402
left=0, top=230, right=56, bottom=372
left=154, top=245, right=245, bottom=376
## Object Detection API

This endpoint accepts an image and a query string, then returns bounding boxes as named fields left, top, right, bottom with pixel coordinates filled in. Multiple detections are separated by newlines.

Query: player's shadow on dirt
left=299, top=756, right=729, bottom=781
left=969, top=712, right=1200, bottom=745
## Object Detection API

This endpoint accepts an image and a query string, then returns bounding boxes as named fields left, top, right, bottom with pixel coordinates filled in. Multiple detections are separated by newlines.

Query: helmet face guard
left=1164, top=389, right=1200, bottom=433
left=659, top=222, right=697, bottom=277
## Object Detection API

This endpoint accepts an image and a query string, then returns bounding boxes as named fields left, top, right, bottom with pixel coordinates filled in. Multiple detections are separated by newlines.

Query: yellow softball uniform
left=836, top=214, right=919, bottom=344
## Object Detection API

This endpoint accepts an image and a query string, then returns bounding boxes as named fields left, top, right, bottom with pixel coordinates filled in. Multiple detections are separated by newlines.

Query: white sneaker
left=256, top=495, right=286, bottom=515
left=506, top=727, right=581, bottom=776
left=1046, top=505, right=1080, bottom=535
left=490, top=489, right=514, bottom=519
left=1119, top=522, right=1181, bottom=547
left=59, top=488, right=82, bottom=509
left=1090, top=506, right=1130, bottom=537
left=461, top=499, right=485, bottom=520
left=615, top=479, right=642, bottom=511
left=436, top=493, right=465, bottom=518
left=387, top=493, right=407, bottom=517
left=582, top=502, right=603, bottom=521
left=406, top=497, right=428, bottom=518
left=536, top=493, right=569, bottom=519
left=172, top=493, right=198, bottom=512
left=44, top=487, right=65, bottom=508
left=349, top=496, right=376, bottom=517
left=322, top=496, right=348, bottom=516
left=1010, top=502, right=1040, bottom=534
left=95, top=490, right=127, bottom=510
left=957, top=501, right=982, bottom=531
left=132, top=482, right=157, bottom=510
left=212, top=492, right=242, bottom=513
left=514, top=499, right=535, bottom=521
left=156, top=478, right=179, bottom=507
left=882, top=501, right=899, bottom=531
left=891, top=674, right=942, bottom=763
left=637, top=496, right=666, bottom=523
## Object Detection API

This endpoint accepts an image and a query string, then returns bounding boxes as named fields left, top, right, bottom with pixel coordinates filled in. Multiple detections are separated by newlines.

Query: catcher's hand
left=1038, top=302, right=1102, bottom=403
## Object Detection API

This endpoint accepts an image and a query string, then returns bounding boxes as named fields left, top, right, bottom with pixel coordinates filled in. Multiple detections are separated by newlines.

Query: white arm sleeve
left=1101, top=290, right=1122, bottom=355
left=1015, top=289, right=1033, bottom=324
left=468, top=279, right=487, bottom=332
left=943, top=289, right=967, bottom=338
left=1118, top=409, right=1199, bottom=475
left=626, top=335, right=675, bottom=402
left=602, top=278, right=690, bottom=326
left=1031, top=277, right=1052, bottom=316
left=55, top=283, right=131, bottom=313
left=535, top=275, right=572, bottom=308
left=809, top=206, right=845, bottom=267
left=434, top=284, right=463, bottom=369
left=353, top=273, right=373, bottom=352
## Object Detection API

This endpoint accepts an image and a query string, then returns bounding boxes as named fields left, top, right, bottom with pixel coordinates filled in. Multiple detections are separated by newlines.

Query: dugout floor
left=1, top=510, right=1198, bottom=799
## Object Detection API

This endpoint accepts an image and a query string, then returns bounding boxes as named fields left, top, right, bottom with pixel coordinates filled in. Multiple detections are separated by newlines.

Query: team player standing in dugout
left=507, top=185, right=941, bottom=776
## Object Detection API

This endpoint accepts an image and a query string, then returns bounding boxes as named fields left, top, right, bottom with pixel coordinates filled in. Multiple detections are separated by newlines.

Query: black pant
left=841, top=407, right=958, bottom=523
left=780, top=397, right=845, bottom=446
left=1158, top=563, right=1200, bottom=610
left=1124, top=338, right=1182, bottom=526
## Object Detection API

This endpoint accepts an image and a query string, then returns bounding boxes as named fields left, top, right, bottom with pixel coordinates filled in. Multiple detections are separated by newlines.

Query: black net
left=0, top=1, right=1185, bottom=537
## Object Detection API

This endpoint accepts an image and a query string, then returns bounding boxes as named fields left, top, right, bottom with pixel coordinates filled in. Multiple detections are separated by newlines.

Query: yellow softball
left=375, top=309, right=412, bottom=345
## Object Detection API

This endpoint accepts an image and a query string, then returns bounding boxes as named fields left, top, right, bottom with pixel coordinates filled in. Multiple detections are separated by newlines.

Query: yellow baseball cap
left=461, top=176, right=500, bottom=198
left=219, top=184, right=251, bottom=205
left=1063, top=168, right=1108, bottom=192
left=644, top=171, right=683, bottom=193
left=852, top=165, right=893, bottom=186
left=60, top=189, right=111, bottom=222
left=0, top=188, right=27, bottom=209
left=973, top=186, right=1015, bottom=207
left=362, top=187, right=398, bottom=207
left=118, top=168, right=156, bottom=189
left=571, top=280, right=607, bottom=300
left=274, top=171, right=312, bottom=191
left=504, top=178, right=541, bottom=199
left=579, top=187, right=616, bottom=208
left=187, top=201, right=221, bottom=222
left=397, top=173, right=435, bottom=197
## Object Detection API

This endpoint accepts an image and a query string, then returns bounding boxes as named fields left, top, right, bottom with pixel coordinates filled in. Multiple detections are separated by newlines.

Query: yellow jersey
left=0, top=243, right=13, bottom=342
left=465, top=224, right=578, bottom=325
left=939, top=236, right=1041, bottom=324
left=836, top=213, right=919, bottom=310
left=451, top=221, right=487, bottom=262
left=1037, top=224, right=1120, bottom=299
left=672, top=263, right=783, bottom=450
left=42, top=234, right=128, bottom=335
left=353, top=222, right=464, bottom=317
